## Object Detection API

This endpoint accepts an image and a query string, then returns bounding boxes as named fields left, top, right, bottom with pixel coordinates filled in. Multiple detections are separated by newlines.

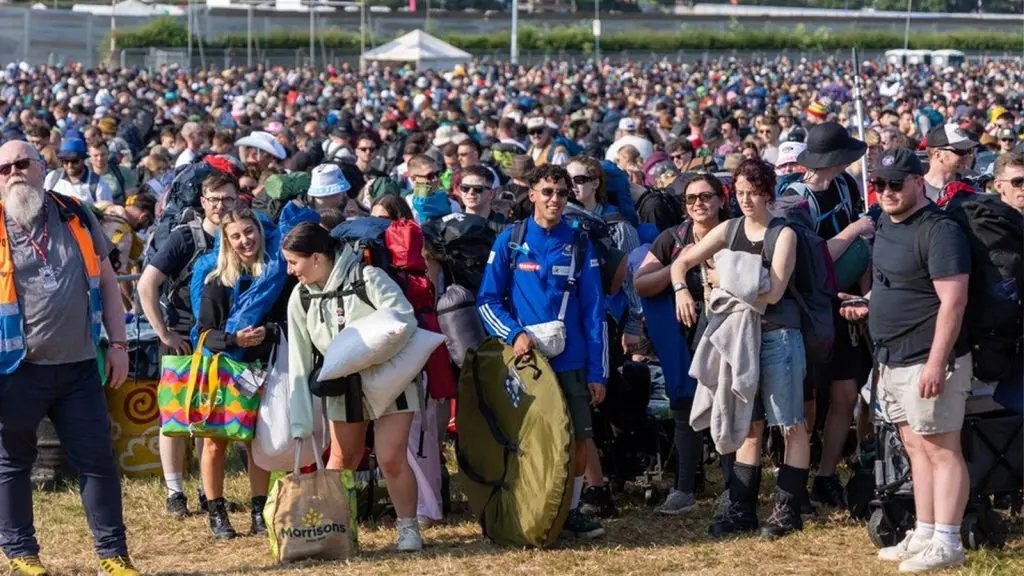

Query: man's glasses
left=571, top=175, right=597, bottom=186
left=537, top=187, right=569, bottom=199
left=685, top=192, right=718, bottom=205
left=62, top=158, right=82, bottom=166
left=998, top=176, right=1024, bottom=189
left=871, top=178, right=906, bottom=192
left=0, top=158, right=34, bottom=176
left=941, top=148, right=971, bottom=157
left=357, top=146, right=376, bottom=153
left=414, top=171, right=440, bottom=181
left=460, top=184, right=489, bottom=196
left=203, top=195, right=237, bottom=206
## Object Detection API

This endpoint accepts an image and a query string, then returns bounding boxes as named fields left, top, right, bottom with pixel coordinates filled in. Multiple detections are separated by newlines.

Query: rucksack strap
left=557, top=228, right=587, bottom=323
left=507, top=220, right=529, bottom=272
left=669, top=221, right=690, bottom=257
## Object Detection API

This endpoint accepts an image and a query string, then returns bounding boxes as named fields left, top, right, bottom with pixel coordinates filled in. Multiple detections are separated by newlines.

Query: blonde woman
left=615, top=145, right=644, bottom=185
left=196, top=208, right=290, bottom=539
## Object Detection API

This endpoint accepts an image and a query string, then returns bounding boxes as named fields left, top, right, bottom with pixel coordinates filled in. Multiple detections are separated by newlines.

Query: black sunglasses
left=416, top=171, right=440, bottom=181
left=357, top=146, right=376, bottom=152
left=62, top=157, right=83, bottom=165
left=537, top=187, right=569, bottom=199
left=999, top=176, right=1024, bottom=189
left=528, top=128, right=545, bottom=136
left=685, top=192, right=719, bottom=205
left=459, top=184, right=489, bottom=195
left=0, top=158, right=34, bottom=176
left=941, top=148, right=971, bottom=157
left=571, top=175, right=597, bottom=186
left=871, top=178, right=906, bottom=192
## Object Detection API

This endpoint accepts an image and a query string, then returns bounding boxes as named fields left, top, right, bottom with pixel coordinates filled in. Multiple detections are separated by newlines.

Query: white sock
left=570, top=476, right=584, bottom=510
left=933, top=523, right=962, bottom=548
left=165, top=473, right=183, bottom=496
left=915, top=521, right=934, bottom=539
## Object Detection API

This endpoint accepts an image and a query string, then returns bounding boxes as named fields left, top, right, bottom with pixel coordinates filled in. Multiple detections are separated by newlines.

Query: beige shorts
left=877, top=354, right=972, bottom=436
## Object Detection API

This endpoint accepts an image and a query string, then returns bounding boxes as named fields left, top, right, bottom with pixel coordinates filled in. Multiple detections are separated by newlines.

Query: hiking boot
left=710, top=461, right=759, bottom=538
left=198, top=489, right=208, bottom=513
left=579, top=485, right=618, bottom=519
left=712, top=490, right=731, bottom=522
left=708, top=499, right=759, bottom=537
left=562, top=508, right=606, bottom=539
left=395, top=517, right=423, bottom=552
left=760, top=490, right=803, bottom=539
left=810, top=475, right=847, bottom=509
left=207, top=498, right=237, bottom=539
left=898, top=540, right=965, bottom=573
left=656, top=489, right=698, bottom=515
left=8, top=556, right=49, bottom=576
left=879, top=530, right=932, bottom=562
left=97, top=556, right=141, bottom=576
left=166, top=491, right=188, bottom=519
left=249, top=496, right=268, bottom=536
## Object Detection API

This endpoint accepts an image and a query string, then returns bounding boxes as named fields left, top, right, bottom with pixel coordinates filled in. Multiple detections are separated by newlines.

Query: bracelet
left=109, top=342, right=129, bottom=352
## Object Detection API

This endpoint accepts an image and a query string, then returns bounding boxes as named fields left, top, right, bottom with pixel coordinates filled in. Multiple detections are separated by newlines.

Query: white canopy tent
left=360, top=30, right=471, bottom=73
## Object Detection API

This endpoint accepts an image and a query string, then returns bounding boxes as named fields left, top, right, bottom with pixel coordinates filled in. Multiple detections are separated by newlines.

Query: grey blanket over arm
left=688, top=249, right=771, bottom=455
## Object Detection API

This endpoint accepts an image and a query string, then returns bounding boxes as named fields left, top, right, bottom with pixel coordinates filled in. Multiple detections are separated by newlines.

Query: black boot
left=580, top=485, right=619, bottom=519
left=249, top=496, right=268, bottom=536
left=761, top=465, right=806, bottom=539
left=709, top=462, right=760, bottom=537
left=208, top=498, right=237, bottom=539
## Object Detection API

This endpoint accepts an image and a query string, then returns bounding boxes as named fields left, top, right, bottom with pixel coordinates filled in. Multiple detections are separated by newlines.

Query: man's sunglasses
left=941, top=148, right=972, bottom=157
left=671, top=153, right=690, bottom=161
left=62, top=158, right=83, bottom=165
left=460, top=184, right=489, bottom=195
left=0, top=158, right=34, bottom=176
left=685, top=192, right=719, bottom=205
left=998, top=176, right=1024, bottom=189
left=571, top=175, right=597, bottom=186
left=415, top=171, right=440, bottom=181
left=527, top=129, right=545, bottom=136
left=357, top=146, right=376, bottom=152
left=537, top=187, right=569, bottom=199
left=871, top=178, right=906, bottom=192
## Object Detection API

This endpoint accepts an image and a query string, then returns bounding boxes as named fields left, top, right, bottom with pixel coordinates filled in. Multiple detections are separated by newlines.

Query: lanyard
left=9, top=201, right=50, bottom=266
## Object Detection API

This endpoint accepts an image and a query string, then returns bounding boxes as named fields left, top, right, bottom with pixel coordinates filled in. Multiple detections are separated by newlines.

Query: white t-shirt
left=174, top=148, right=196, bottom=169
left=44, top=170, right=113, bottom=205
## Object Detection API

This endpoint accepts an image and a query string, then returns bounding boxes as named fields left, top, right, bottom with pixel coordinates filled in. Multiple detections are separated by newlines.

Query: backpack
left=557, top=204, right=627, bottom=296
left=421, top=212, right=497, bottom=296
left=553, top=135, right=581, bottom=159
left=143, top=157, right=213, bottom=265
left=50, top=168, right=102, bottom=203
left=507, top=219, right=590, bottom=326
left=636, top=187, right=685, bottom=232
left=488, top=141, right=521, bottom=175
left=927, top=195, right=1021, bottom=382
left=754, top=195, right=839, bottom=364
left=779, top=174, right=856, bottom=235
left=599, top=160, right=639, bottom=226
left=371, top=134, right=407, bottom=175
left=158, top=215, right=209, bottom=326
left=302, top=217, right=457, bottom=399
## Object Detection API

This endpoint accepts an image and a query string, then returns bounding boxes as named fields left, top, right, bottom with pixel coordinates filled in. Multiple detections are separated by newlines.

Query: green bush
left=110, top=18, right=1024, bottom=54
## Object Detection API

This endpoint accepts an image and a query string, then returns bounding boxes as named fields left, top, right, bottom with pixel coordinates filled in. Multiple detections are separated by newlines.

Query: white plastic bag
left=318, top=308, right=415, bottom=381
left=360, top=328, right=445, bottom=418
left=253, top=334, right=325, bottom=471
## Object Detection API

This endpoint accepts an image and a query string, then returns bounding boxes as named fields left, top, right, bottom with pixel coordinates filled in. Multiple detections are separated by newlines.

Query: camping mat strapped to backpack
left=455, top=338, right=575, bottom=548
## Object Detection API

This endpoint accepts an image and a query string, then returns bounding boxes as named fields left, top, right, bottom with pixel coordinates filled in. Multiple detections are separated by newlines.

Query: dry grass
left=25, top=472, right=1024, bottom=576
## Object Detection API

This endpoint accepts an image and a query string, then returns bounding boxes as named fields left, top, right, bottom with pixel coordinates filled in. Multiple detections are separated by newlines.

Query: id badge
left=39, top=265, right=58, bottom=292
left=235, top=366, right=267, bottom=398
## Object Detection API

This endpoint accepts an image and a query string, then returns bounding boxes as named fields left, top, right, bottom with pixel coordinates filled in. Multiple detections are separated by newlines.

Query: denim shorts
left=752, top=328, right=807, bottom=429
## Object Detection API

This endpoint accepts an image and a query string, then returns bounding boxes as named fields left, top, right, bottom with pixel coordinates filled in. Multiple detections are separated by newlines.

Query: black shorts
left=807, top=307, right=871, bottom=393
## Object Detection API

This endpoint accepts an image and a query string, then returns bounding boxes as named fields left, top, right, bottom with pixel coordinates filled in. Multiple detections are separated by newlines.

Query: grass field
left=24, top=470, right=1024, bottom=576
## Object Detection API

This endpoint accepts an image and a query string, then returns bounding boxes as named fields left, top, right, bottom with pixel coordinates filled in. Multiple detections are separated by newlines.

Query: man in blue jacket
left=477, top=163, right=608, bottom=539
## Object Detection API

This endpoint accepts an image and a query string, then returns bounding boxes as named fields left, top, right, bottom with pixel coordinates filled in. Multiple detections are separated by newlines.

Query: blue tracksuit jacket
left=476, top=217, right=608, bottom=385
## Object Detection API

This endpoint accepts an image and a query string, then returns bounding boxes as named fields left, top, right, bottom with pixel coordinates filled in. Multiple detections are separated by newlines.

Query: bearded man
left=0, top=141, right=139, bottom=576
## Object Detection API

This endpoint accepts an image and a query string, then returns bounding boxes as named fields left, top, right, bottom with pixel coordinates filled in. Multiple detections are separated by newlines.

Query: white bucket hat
left=308, top=164, right=351, bottom=198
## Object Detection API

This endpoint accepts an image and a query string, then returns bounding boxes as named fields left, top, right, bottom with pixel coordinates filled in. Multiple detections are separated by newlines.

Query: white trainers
left=395, top=517, right=423, bottom=552
left=878, top=530, right=931, bottom=562
left=898, top=539, right=966, bottom=573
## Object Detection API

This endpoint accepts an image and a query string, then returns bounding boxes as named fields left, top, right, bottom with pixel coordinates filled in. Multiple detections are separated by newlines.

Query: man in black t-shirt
left=841, top=148, right=971, bottom=571
left=781, top=122, right=876, bottom=509
left=136, top=173, right=239, bottom=519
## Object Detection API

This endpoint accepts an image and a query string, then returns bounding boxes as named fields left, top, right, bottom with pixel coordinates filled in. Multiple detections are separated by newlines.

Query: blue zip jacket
left=477, top=217, right=608, bottom=385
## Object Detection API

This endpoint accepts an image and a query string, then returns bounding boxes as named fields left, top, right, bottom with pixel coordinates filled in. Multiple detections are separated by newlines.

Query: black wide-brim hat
left=797, top=122, right=867, bottom=170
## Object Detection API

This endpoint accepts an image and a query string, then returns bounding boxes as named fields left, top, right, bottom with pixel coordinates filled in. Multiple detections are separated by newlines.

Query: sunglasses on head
left=999, top=176, right=1024, bottom=189
left=0, top=158, right=34, bottom=176
left=571, top=175, right=597, bottom=186
left=537, top=186, right=569, bottom=199
left=685, top=192, right=718, bottom=205
left=460, top=184, right=489, bottom=195
left=871, top=178, right=906, bottom=192
left=941, top=148, right=971, bottom=157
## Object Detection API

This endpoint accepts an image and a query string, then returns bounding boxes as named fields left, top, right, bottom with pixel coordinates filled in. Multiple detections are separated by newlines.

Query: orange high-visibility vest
left=0, top=193, right=103, bottom=374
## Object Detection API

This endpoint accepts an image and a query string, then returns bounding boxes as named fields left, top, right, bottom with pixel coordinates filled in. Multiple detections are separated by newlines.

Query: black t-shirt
left=869, top=205, right=972, bottom=366
left=148, top=225, right=215, bottom=330
left=808, top=172, right=863, bottom=241
left=649, top=225, right=705, bottom=305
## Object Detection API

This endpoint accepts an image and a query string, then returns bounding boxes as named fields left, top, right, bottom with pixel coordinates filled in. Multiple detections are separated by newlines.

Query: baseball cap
left=618, top=118, right=638, bottom=132
left=776, top=141, right=807, bottom=167
left=998, top=128, right=1016, bottom=142
left=872, top=147, right=925, bottom=181
left=525, top=117, right=546, bottom=131
left=925, top=124, right=978, bottom=151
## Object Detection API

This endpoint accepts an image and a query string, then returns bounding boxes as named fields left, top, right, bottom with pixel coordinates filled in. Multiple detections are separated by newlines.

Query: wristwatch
left=672, top=282, right=688, bottom=293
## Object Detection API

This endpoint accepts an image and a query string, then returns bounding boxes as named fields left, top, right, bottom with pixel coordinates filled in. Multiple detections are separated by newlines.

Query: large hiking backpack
left=321, top=217, right=457, bottom=399
left=371, top=134, right=407, bottom=176
left=755, top=195, right=839, bottom=364
left=455, top=338, right=575, bottom=547
left=599, top=160, right=639, bottom=226
left=559, top=204, right=628, bottom=296
left=938, top=194, right=1022, bottom=382
left=636, top=186, right=685, bottom=232
left=487, top=141, right=522, bottom=176
left=778, top=173, right=856, bottom=235
left=143, top=157, right=212, bottom=264
left=422, top=212, right=497, bottom=296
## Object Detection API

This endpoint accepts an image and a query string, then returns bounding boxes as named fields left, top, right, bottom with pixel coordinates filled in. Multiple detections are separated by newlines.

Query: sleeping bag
left=436, top=284, right=486, bottom=367
left=455, top=338, right=575, bottom=548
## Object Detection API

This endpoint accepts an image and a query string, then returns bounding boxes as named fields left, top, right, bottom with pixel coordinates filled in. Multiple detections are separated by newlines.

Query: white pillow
left=318, top=308, right=414, bottom=381
left=360, top=329, right=445, bottom=418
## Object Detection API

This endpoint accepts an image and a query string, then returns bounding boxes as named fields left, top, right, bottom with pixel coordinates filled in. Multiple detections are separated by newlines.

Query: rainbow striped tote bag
left=157, top=331, right=262, bottom=441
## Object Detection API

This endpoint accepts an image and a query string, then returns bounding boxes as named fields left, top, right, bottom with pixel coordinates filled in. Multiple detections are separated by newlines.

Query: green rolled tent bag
left=455, top=338, right=575, bottom=548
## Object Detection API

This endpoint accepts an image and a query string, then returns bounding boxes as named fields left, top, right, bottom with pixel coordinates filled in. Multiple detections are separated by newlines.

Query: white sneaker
left=878, top=529, right=931, bottom=561
left=395, top=517, right=423, bottom=552
left=898, top=539, right=966, bottom=573
left=656, top=489, right=698, bottom=515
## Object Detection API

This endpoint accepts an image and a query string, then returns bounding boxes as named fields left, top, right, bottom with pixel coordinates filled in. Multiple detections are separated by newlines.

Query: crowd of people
left=0, top=55, right=1022, bottom=575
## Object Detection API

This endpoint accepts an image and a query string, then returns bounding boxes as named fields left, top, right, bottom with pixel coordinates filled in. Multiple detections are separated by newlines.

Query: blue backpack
left=599, top=160, right=639, bottom=227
